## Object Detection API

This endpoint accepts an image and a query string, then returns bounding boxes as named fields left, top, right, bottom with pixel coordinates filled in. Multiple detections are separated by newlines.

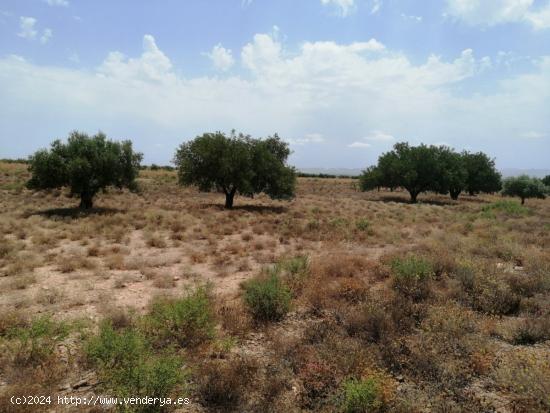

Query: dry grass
left=1, top=162, right=550, bottom=411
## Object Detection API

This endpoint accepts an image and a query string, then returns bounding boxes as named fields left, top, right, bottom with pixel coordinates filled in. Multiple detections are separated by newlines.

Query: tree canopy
left=502, top=175, right=547, bottom=204
left=173, top=131, right=296, bottom=208
left=27, top=131, right=143, bottom=209
left=359, top=142, right=501, bottom=202
left=463, top=152, right=502, bottom=195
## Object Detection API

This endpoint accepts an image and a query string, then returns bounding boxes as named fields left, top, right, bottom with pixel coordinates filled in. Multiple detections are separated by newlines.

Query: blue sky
left=0, top=0, right=549, bottom=169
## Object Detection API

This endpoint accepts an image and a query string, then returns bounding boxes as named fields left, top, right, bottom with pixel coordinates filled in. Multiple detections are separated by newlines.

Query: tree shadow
left=25, top=206, right=124, bottom=219
left=203, top=203, right=288, bottom=214
left=377, top=195, right=456, bottom=206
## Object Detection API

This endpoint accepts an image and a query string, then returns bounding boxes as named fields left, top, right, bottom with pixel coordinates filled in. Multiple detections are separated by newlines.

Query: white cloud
left=321, top=0, right=355, bottom=16
left=44, top=0, right=69, bottom=6
left=370, top=0, right=382, bottom=14
left=401, top=13, right=423, bottom=22
left=204, top=44, right=235, bottom=71
left=40, top=28, right=52, bottom=44
left=446, top=0, right=550, bottom=29
left=348, top=142, right=372, bottom=148
left=98, top=34, right=173, bottom=83
left=0, top=31, right=549, bottom=167
left=521, top=131, right=546, bottom=139
left=363, top=130, right=395, bottom=141
left=18, top=16, right=37, bottom=39
left=291, top=133, right=325, bottom=145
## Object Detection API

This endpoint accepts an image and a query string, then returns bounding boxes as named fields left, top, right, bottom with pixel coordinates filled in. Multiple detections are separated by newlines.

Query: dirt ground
left=1, top=163, right=550, bottom=412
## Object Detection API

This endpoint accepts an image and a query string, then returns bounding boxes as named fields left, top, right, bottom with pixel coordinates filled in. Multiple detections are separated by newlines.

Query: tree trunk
left=409, top=191, right=419, bottom=203
left=521, top=197, right=525, bottom=205
left=224, top=189, right=236, bottom=209
left=450, top=190, right=461, bottom=200
left=79, top=193, right=93, bottom=209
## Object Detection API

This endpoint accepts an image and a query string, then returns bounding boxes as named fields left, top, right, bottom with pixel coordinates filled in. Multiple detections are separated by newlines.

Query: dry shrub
left=197, top=356, right=258, bottom=410
left=104, top=253, right=126, bottom=270
left=311, top=254, right=371, bottom=279
left=344, top=301, right=393, bottom=343
left=152, top=274, right=176, bottom=289
left=35, top=288, right=64, bottom=305
left=0, top=310, right=27, bottom=336
left=332, top=277, right=370, bottom=303
left=495, top=351, right=550, bottom=412
left=7, top=274, right=37, bottom=290
left=454, top=264, right=521, bottom=315
left=145, top=232, right=167, bottom=248
left=57, top=254, right=96, bottom=273
left=216, top=300, right=252, bottom=337
left=511, top=316, right=550, bottom=345
left=190, top=250, right=206, bottom=264
left=101, top=306, right=134, bottom=330
left=298, top=352, right=338, bottom=408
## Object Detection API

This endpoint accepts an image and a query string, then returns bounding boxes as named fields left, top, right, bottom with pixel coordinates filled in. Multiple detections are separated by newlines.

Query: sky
left=0, top=0, right=549, bottom=169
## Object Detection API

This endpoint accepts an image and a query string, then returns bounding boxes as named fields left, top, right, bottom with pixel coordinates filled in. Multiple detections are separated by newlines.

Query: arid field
left=1, top=161, right=550, bottom=412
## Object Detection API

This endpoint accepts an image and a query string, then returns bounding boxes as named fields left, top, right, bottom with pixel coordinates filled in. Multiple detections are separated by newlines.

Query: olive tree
left=502, top=175, right=547, bottom=205
left=435, top=147, right=468, bottom=200
left=542, top=175, right=550, bottom=187
left=27, top=131, right=142, bottom=209
left=173, top=131, right=296, bottom=208
left=463, top=152, right=502, bottom=196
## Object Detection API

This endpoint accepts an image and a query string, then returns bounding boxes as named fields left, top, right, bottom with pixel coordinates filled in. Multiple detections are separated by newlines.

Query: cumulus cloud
left=18, top=17, right=37, bottom=39
left=98, top=34, right=173, bottom=83
left=0, top=31, right=549, bottom=167
left=321, top=0, right=355, bottom=16
left=204, top=44, right=235, bottom=71
left=446, top=0, right=550, bottom=29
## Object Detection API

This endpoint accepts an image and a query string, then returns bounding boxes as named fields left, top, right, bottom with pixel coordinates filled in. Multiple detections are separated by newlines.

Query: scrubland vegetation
left=1, top=146, right=550, bottom=411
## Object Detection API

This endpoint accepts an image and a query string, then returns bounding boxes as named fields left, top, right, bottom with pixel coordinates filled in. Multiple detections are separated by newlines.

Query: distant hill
left=298, top=168, right=363, bottom=177
left=298, top=167, right=550, bottom=178
left=500, top=169, right=550, bottom=178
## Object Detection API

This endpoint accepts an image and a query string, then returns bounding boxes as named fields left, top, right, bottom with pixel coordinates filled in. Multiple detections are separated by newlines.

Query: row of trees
left=26, top=131, right=296, bottom=209
left=359, top=143, right=503, bottom=202
left=25, top=132, right=548, bottom=208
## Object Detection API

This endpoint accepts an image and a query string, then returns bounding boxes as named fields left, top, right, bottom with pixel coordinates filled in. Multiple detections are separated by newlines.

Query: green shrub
left=277, top=255, right=310, bottom=296
left=481, top=200, right=529, bottom=217
left=86, top=322, right=186, bottom=412
left=143, top=287, right=214, bottom=347
left=341, top=377, right=385, bottom=413
left=243, top=273, right=291, bottom=322
left=355, top=218, right=371, bottom=232
left=391, top=256, right=434, bottom=301
left=5, top=316, right=69, bottom=366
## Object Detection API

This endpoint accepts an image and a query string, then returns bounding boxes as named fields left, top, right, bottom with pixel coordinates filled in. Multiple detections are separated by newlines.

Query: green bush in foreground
left=391, top=256, right=434, bottom=301
left=5, top=315, right=69, bottom=367
left=86, top=322, right=186, bottom=412
left=143, top=286, right=215, bottom=348
left=341, top=377, right=385, bottom=413
left=243, top=273, right=291, bottom=322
